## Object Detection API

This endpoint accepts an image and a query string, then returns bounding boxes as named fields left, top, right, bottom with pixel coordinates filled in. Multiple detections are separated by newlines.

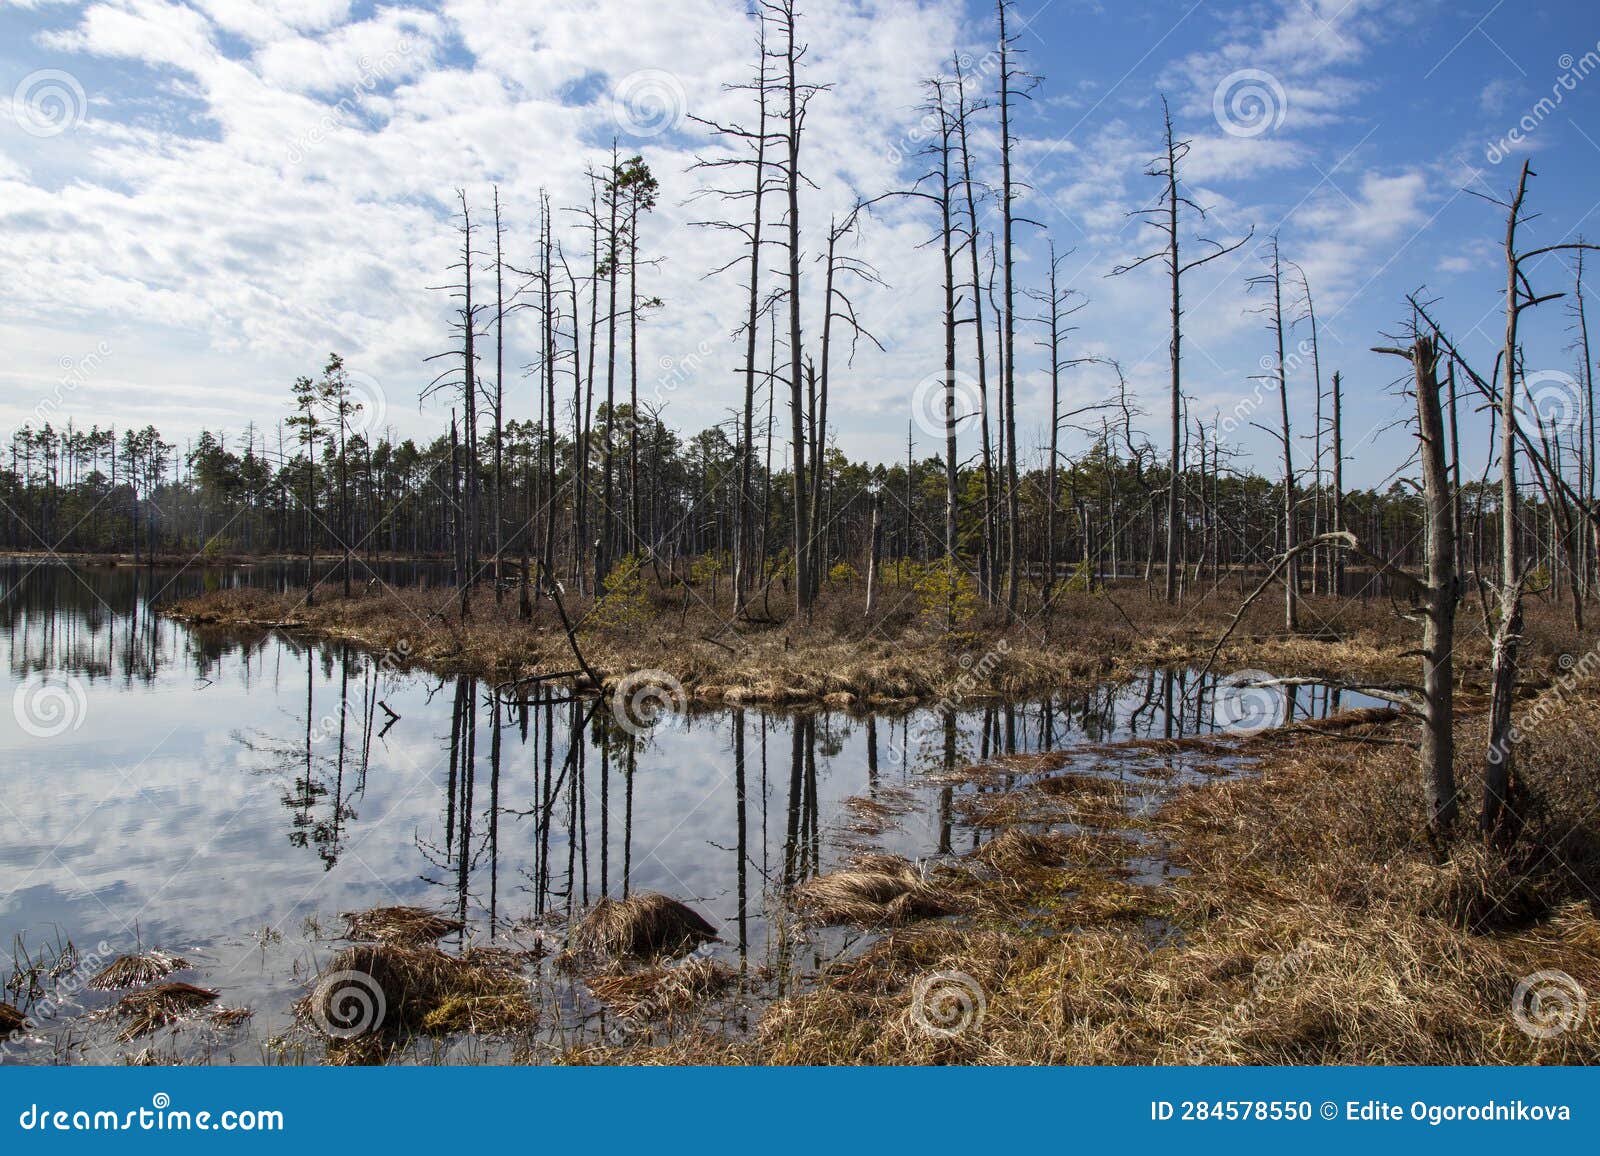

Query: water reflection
left=0, top=563, right=1371, bottom=1060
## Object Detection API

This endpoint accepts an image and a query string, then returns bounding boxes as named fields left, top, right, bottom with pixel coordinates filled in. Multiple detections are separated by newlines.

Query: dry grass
left=342, top=906, right=465, bottom=944
left=573, top=893, right=719, bottom=962
left=970, top=829, right=1071, bottom=875
left=589, top=683, right=1600, bottom=1065
left=792, top=855, right=962, bottom=928
left=168, top=578, right=1594, bottom=709
left=839, top=788, right=917, bottom=836
left=89, top=950, right=189, bottom=991
left=209, top=1007, right=254, bottom=1030
left=300, top=942, right=535, bottom=1048
left=113, top=982, right=219, bottom=1040
left=0, top=1001, right=25, bottom=1034
left=955, top=774, right=1138, bottom=831
left=587, top=958, right=738, bottom=1021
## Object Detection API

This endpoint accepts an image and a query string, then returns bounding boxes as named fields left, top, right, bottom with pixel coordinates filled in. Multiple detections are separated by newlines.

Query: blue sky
left=3, top=0, right=1599, bottom=487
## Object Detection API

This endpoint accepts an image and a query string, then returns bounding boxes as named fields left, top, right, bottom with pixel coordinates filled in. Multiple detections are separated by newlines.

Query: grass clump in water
left=573, top=894, right=718, bottom=962
left=587, top=957, right=737, bottom=1022
left=793, top=855, right=961, bottom=928
left=299, top=941, right=535, bottom=1054
left=342, top=906, right=466, bottom=945
left=114, top=982, right=219, bottom=1040
left=90, top=950, right=189, bottom=991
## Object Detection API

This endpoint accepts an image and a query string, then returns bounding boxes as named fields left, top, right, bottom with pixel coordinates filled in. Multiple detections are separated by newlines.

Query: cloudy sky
left=3, top=0, right=1599, bottom=485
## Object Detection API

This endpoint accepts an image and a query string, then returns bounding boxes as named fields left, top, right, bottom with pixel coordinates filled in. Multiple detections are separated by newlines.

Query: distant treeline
left=0, top=409, right=1573, bottom=603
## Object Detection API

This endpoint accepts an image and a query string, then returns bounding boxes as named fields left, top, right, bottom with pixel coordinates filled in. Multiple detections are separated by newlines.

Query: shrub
left=911, top=560, right=980, bottom=625
left=590, top=551, right=649, bottom=628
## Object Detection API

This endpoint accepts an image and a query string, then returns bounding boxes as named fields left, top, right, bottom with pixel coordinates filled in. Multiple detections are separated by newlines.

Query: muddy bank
left=163, top=580, right=1585, bottom=709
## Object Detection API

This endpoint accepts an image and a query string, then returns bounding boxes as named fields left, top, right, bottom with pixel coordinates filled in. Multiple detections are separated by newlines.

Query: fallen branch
left=541, top=559, right=600, bottom=687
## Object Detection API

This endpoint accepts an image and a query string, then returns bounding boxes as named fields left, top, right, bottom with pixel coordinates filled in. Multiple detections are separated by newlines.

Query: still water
left=0, top=561, right=1368, bottom=1063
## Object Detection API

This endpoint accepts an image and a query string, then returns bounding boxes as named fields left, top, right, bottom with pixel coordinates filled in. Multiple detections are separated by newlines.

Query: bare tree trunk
left=865, top=486, right=881, bottom=617
left=954, top=57, right=996, bottom=606
left=1302, top=272, right=1324, bottom=598
left=931, top=80, right=959, bottom=630
left=731, top=18, right=770, bottom=616
left=1112, top=96, right=1250, bottom=603
left=1576, top=246, right=1595, bottom=599
left=1483, top=162, right=1533, bottom=844
left=600, top=143, right=620, bottom=585
left=486, top=188, right=505, bottom=603
left=540, top=196, right=558, bottom=588
left=458, top=191, right=479, bottom=597
left=1162, top=109, right=1180, bottom=603
left=779, top=0, right=811, bottom=618
left=997, top=0, right=1020, bottom=622
left=1253, top=238, right=1298, bottom=632
left=1390, top=335, right=1458, bottom=836
left=1331, top=370, right=1344, bottom=596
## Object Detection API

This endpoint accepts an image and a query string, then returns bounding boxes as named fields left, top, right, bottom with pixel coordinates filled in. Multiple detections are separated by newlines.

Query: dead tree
left=491, top=186, right=507, bottom=602
left=1111, top=94, right=1252, bottom=603
left=996, top=0, right=1035, bottom=621
left=689, top=10, right=782, bottom=615
left=1570, top=244, right=1595, bottom=597
left=423, top=190, right=487, bottom=613
left=1290, top=261, right=1326, bottom=595
left=1375, top=333, right=1458, bottom=836
left=600, top=142, right=621, bottom=584
left=1416, top=163, right=1600, bottom=842
left=765, top=0, right=825, bottom=617
left=810, top=204, right=882, bottom=602
left=1028, top=242, right=1086, bottom=610
left=1248, top=235, right=1298, bottom=632
left=902, top=75, right=965, bottom=628
left=952, top=55, right=998, bottom=604
left=1330, top=369, right=1344, bottom=596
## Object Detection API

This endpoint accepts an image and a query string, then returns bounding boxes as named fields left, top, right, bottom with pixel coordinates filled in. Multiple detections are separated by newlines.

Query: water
left=0, top=560, right=1376, bottom=1063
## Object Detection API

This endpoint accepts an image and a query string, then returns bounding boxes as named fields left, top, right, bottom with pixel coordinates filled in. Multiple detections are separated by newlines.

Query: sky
left=3, top=0, right=1599, bottom=488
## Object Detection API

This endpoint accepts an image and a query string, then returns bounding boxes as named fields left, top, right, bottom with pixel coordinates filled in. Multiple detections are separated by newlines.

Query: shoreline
left=159, top=579, right=1581, bottom=710
left=572, top=690, right=1600, bottom=1065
